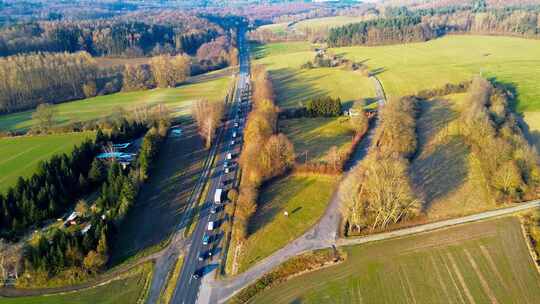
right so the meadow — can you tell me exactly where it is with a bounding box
[252,42,375,108]
[0,69,232,132]
[279,117,354,163]
[333,35,540,113]
[111,123,206,263]
[0,263,153,304]
[0,132,95,193]
[293,16,368,33]
[238,174,337,273]
[251,217,540,303]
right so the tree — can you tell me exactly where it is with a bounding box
[150,54,191,88]
[192,99,225,148]
[88,159,105,185]
[32,103,57,132]
[327,146,341,170]
[349,100,368,133]
[75,199,89,217]
[82,81,97,98]
[83,250,107,273]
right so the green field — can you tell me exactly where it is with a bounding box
[333,35,540,113]
[238,174,337,273]
[280,117,354,163]
[111,123,206,263]
[252,217,540,303]
[0,132,95,193]
[253,42,375,108]
[0,263,153,304]
[0,69,232,132]
[294,16,368,33]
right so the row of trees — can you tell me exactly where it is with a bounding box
[342,96,421,234]
[305,96,342,117]
[234,66,295,242]
[457,77,540,202]
[122,54,191,91]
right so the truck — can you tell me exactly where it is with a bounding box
[227,152,233,160]
[207,221,214,231]
[214,188,222,204]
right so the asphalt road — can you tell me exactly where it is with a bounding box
[170,28,251,304]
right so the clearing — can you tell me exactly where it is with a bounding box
[0,132,95,193]
[111,122,206,263]
[251,216,540,303]
[238,174,338,273]
[252,42,375,108]
[0,262,153,304]
[410,93,496,220]
[279,117,354,163]
[0,68,232,132]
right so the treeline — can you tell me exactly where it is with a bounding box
[0,14,221,57]
[234,65,295,242]
[457,77,540,202]
[0,52,98,113]
[328,8,540,47]
[19,117,170,286]
[343,96,422,234]
[0,114,155,241]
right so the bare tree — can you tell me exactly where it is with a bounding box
[32,103,57,133]
[192,99,224,148]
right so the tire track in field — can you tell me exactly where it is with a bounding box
[447,252,476,304]
[464,248,498,304]
[441,251,466,304]
[479,245,508,291]
[430,253,451,301]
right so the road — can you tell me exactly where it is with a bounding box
[170,27,251,304]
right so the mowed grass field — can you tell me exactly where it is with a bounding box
[111,123,207,263]
[239,174,337,273]
[252,42,375,108]
[0,132,95,193]
[0,69,232,132]
[0,262,153,304]
[411,94,497,220]
[252,217,540,303]
[333,35,540,113]
[279,117,354,163]
[294,16,368,33]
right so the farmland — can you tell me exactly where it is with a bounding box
[0,132,95,193]
[280,117,354,163]
[251,217,540,303]
[111,123,206,263]
[0,69,232,132]
[0,262,153,304]
[253,42,375,108]
[238,174,337,273]
[294,16,369,33]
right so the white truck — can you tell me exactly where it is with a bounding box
[207,221,214,231]
[214,188,223,204]
[227,152,233,160]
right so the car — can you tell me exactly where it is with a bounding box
[202,234,210,245]
[230,140,235,146]
[192,268,203,279]
[227,152,233,160]
[210,207,217,214]
[223,161,228,168]
[224,167,230,174]
[234,122,239,128]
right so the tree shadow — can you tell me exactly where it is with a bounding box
[416,99,458,146]
[369,67,387,76]
[269,67,329,108]
[247,176,315,236]
[411,136,469,212]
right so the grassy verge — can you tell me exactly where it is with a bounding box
[159,255,184,304]
[251,217,540,303]
[229,248,344,304]
[0,262,154,304]
[237,174,338,273]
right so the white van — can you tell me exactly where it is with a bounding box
[227,153,233,160]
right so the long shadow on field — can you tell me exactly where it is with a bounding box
[269,68,329,108]
[416,99,458,147]
[247,176,316,236]
[411,136,469,212]
[110,122,207,264]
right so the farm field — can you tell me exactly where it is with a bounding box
[333,35,540,113]
[253,42,375,108]
[238,174,337,273]
[411,93,496,220]
[0,263,153,304]
[0,132,95,193]
[251,217,540,303]
[0,69,232,132]
[294,16,368,33]
[111,123,206,263]
[280,117,354,163]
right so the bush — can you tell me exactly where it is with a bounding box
[305,96,342,117]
